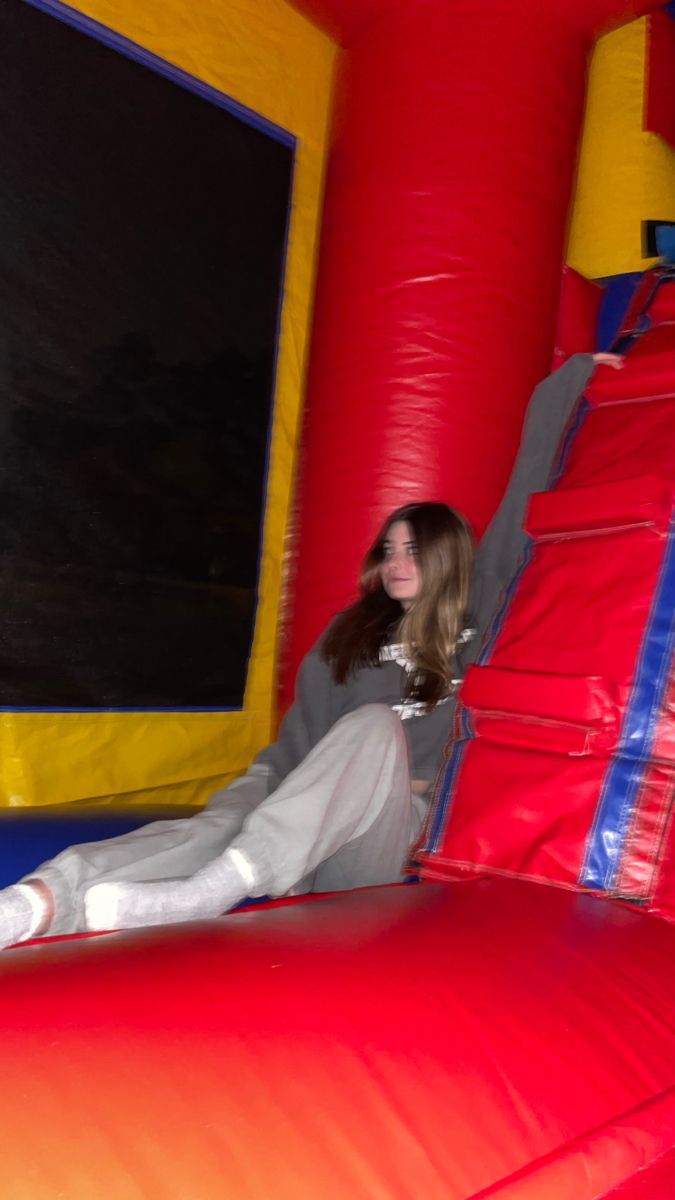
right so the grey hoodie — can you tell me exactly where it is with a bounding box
[255,353,596,787]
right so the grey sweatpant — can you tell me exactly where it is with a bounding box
[32,705,428,935]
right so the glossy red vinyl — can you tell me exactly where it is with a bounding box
[421,337,675,902]
[3,877,675,1199]
[646,8,675,151]
[281,0,664,703]
[552,266,603,371]
[587,326,675,403]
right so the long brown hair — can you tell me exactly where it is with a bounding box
[321,502,474,706]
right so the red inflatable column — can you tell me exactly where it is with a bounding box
[283,0,660,700]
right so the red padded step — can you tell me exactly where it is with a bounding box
[461,665,625,756]
[524,476,674,541]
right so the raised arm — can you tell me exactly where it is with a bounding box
[463,352,623,664]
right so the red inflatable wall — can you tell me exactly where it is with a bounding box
[419,273,675,921]
[282,0,661,703]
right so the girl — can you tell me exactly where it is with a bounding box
[0,351,620,947]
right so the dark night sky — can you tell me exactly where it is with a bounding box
[0,0,292,381]
[0,0,294,707]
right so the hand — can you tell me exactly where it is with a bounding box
[592,353,625,370]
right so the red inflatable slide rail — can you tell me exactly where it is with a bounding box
[419,279,675,919]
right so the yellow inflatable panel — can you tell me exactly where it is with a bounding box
[2,0,336,807]
[567,16,675,279]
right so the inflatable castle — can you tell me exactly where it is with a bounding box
[2,1,675,1197]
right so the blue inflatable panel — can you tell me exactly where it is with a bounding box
[596,272,642,350]
[0,806,197,887]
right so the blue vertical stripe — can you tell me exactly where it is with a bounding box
[580,515,675,889]
[424,705,474,854]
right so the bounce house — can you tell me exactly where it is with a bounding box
[3,0,675,1197]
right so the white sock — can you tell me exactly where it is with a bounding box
[83,847,258,932]
[0,884,48,949]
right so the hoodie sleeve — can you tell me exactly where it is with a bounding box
[461,352,596,667]
[249,636,343,793]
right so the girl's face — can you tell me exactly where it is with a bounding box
[380,520,420,611]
